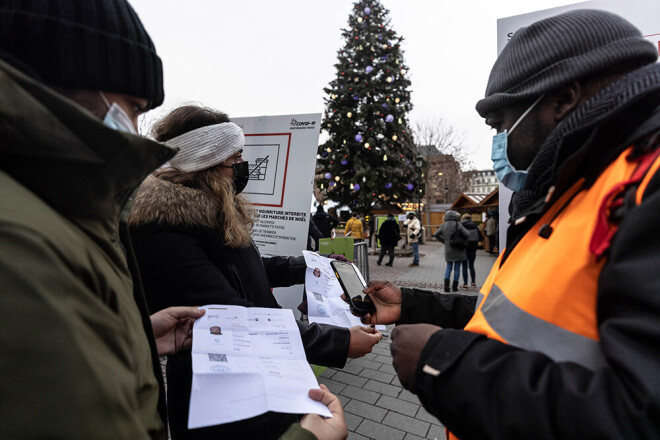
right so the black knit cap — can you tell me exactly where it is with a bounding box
[476,9,658,117]
[0,0,164,108]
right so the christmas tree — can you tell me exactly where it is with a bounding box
[317,0,420,214]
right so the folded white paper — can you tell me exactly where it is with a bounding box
[188,305,331,429]
[303,251,385,330]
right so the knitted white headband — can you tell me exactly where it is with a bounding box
[165,122,245,173]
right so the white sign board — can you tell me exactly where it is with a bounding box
[495,0,660,248]
[232,113,322,313]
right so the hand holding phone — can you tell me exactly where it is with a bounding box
[331,261,376,316]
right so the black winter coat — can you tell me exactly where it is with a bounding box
[461,220,483,251]
[312,210,340,238]
[377,218,401,247]
[399,64,660,439]
[129,176,350,440]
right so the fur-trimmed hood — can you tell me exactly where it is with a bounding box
[128,175,221,229]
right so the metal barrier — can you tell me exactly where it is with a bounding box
[353,241,370,283]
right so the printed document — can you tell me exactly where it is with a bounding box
[188,305,331,429]
[302,251,384,330]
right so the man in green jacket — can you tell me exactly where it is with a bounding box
[0,2,346,439]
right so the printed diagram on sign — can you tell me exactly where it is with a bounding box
[242,134,291,207]
[249,157,269,182]
[245,145,279,195]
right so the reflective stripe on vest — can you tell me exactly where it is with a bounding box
[464,147,646,371]
[480,284,607,370]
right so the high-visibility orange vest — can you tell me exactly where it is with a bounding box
[445,146,660,440]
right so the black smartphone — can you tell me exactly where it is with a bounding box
[330,260,375,316]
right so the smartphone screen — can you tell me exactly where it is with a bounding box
[331,261,375,315]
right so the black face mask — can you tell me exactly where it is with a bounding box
[231,161,250,195]
[220,155,268,195]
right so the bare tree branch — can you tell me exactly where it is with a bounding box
[412,118,473,170]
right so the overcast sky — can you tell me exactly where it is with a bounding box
[131,0,577,170]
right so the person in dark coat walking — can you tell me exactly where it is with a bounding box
[376,214,401,266]
[129,105,381,440]
[434,210,468,292]
[485,211,498,254]
[460,214,484,289]
[312,205,340,238]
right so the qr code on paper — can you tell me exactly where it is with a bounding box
[313,293,324,302]
[208,353,227,362]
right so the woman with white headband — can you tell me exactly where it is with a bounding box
[128,104,380,440]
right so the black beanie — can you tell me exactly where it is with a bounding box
[0,0,164,108]
[476,9,658,117]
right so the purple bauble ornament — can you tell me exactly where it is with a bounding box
[381,55,388,61]
[365,65,374,74]
[385,182,392,189]
[324,172,332,179]
[406,183,414,191]
[382,103,388,109]
[355,134,363,142]
[385,114,394,123]
[353,95,359,101]
[341,159,348,165]
[329,181,335,187]
[354,184,361,191]
[364,7,371,14]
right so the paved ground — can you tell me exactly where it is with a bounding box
[318,240,498,440]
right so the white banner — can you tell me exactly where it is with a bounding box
[232,113,322,313]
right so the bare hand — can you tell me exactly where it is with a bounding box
[347,325,382,358]
[342,280,402,325]
[300,385,348,440]
[390,324,442,390]
[150,307,205,356]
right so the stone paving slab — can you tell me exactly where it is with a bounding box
[340,384,381,404]
[344,412,364,431]
[382,412,430,437]
[359,366,395,384]
[344,399,389,422]
[427,424,448,440]
[333,371,369,388]
[356,419,406,440]
[319,242,496,439]
[375,394,419,417]
[317,377,346,395]
[404,434,428,440]
[348,432,370,440]
[363,379,402,398]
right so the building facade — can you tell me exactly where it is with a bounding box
[466,169,499,195]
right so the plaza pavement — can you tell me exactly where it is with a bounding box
[318,240,498,440]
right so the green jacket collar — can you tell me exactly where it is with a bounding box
[0,59,176,220]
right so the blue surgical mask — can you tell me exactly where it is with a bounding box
[100,91,138,135]
[491,95,544,192]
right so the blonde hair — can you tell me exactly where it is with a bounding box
[154,166,255,248]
